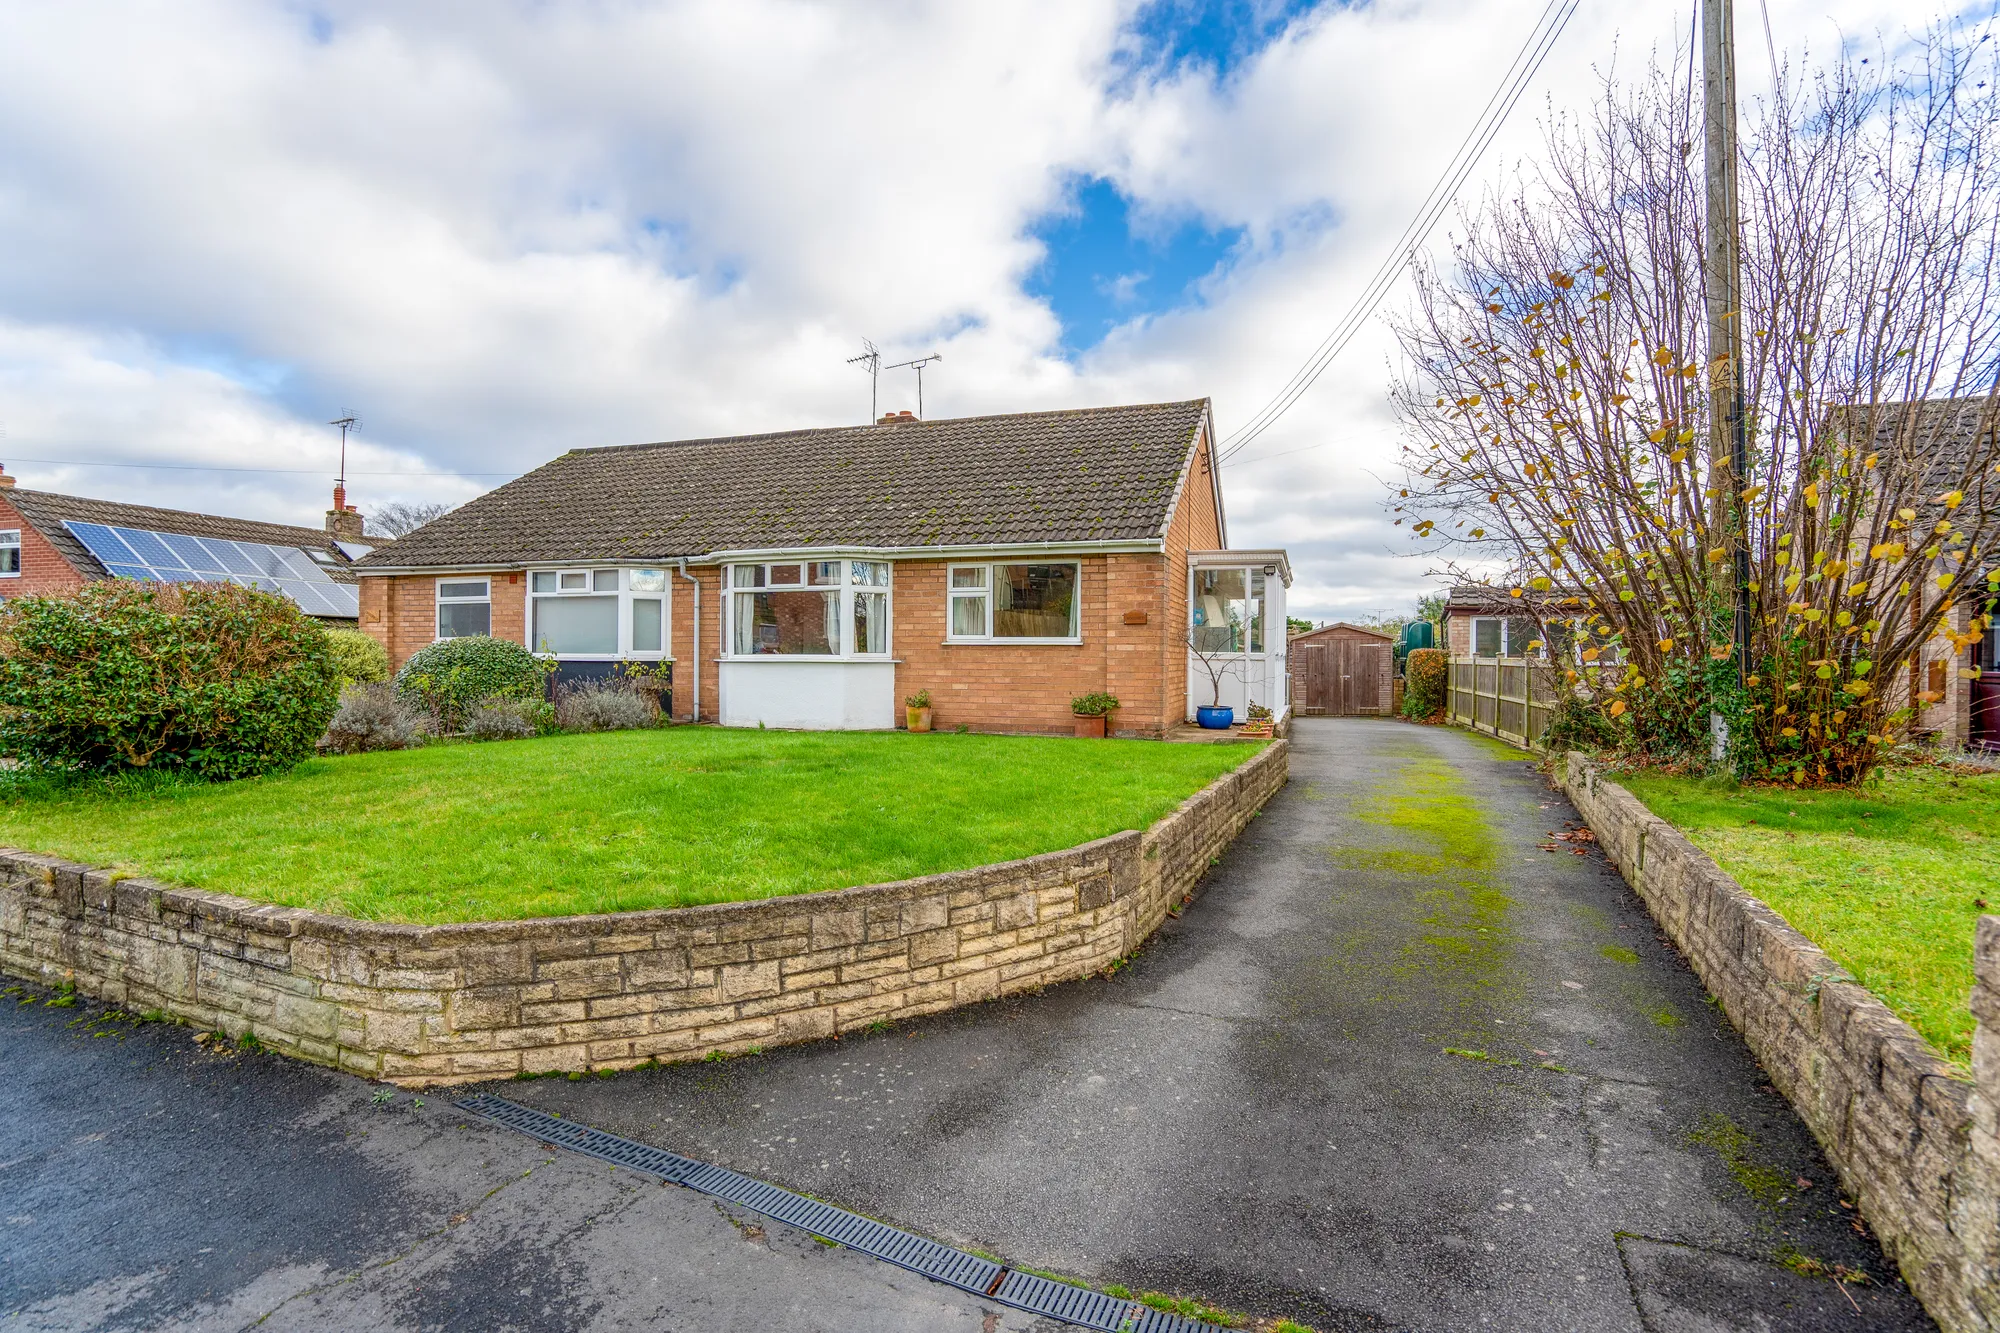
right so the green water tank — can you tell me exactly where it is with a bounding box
[1401,621,1436,653]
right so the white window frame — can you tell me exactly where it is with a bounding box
[944,561,1083,645]
[723,558,894,660]
[0,529,18,578]
[1188,565,1269,656]
[525,567,672,660]
[434,576,491,640]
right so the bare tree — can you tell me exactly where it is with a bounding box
[366,500,455,539]
[1390,26,2000,783]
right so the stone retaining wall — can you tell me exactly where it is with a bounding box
[0,742,1286,1087]
[1561,753,2000,1332]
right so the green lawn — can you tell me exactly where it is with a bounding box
[1621,765,2000,1067]
[0,730,1263,925]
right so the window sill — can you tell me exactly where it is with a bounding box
[943,638,1084,647]
[719,655,901,664]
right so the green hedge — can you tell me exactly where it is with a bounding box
[0,582,340,779]
[393,635,551,729]
[1402,647,1447,721]
[326,628,390,687]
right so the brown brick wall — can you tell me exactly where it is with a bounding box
[1563,753,2000,1332]
[1162,436,1224,724]
[360,572,527,671]
[0,743,1287,1087]
[0,495,88,596]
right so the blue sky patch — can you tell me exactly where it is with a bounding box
[1124,0,1329,81]
[1027,177,1244,356]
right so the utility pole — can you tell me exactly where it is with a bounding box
[1702,0,1750,766]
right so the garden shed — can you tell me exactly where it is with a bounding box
[1286,623,1392,716]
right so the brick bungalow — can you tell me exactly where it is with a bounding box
[351,400,1292,736]
[0,468,381,624]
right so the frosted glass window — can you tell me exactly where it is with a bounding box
[535,596,618,655]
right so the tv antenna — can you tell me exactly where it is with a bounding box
[329,413,360,492]
[884,353,943,419]
[846,339,881,422]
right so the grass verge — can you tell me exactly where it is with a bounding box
[1621,764,1999,1067]
[0,728,1262,925]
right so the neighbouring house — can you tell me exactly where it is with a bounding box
[1285,622,1393,716]
[350,400,1292,736]
[0,469,383,625]
[1846,397,2000,752]
[1440,584,1592,659]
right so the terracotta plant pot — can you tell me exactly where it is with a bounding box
[906,706,932,733]
[1073,712,1107,738]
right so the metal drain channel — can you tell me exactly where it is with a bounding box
[456,1093,1221,1332]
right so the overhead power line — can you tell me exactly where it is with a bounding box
[1219,0,1581,467]
[6,456,517,478]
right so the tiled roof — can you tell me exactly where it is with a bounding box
[359,400,1213,570]
[5,488,383,585]
[1443,584,1590,614]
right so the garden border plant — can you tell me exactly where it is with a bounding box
[0,581,339,780]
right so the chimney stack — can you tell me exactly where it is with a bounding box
[326,484,364,540]
[876,410,919,424]
[0,465,16,489]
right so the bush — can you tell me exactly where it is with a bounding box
[554,680,658,733]
[325,629,390,688]
[1070,692,1120,716]
[1541,694,1621,754]
[0,582,340,779]
[1401,647,1448,722]
[322,683,426,754]
[393,636,550,731]
[465,696,553,741]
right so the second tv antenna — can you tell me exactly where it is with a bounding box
[885,353,943,420]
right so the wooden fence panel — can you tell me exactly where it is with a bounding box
[1447,655,1562,751]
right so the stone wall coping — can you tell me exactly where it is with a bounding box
[0,740,1283,948]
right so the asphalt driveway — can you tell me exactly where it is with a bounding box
[2,718,1941,1331]
[491,718,1937,1331]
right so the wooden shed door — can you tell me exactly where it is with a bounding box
[1340,641,1386,714]
[1294,639,1388,715]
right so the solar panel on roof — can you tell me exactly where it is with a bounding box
[62,521,358,618]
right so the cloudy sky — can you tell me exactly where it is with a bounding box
[0,0,1941,622]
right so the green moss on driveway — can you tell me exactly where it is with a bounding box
[0,729,1263,925]
[1622,765,2000,1067]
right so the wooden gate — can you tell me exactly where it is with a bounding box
[1293,639,1389,715]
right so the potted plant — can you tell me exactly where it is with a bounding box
[1186,628,1239,729]
[1071,691,1119,738]
[905,689,933,732]
[1240,703,1274,738]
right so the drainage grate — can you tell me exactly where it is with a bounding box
[455,1093,1223,1332]
[992,1269,1143,1328]
[455,1093,702,1184]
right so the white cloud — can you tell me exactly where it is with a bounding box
[0,0,1935,617]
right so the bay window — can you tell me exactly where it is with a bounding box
[729,559,893,657]
[946,562,1079,641]
[528,568,669,658]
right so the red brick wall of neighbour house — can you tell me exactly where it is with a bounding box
[0,498,88,596]
[667,564,724,724]
[1160,441,1225,725]
[359,572,527,672]
[1444,611,1473,656]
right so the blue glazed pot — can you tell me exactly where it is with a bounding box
[1195,705,1234,730]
